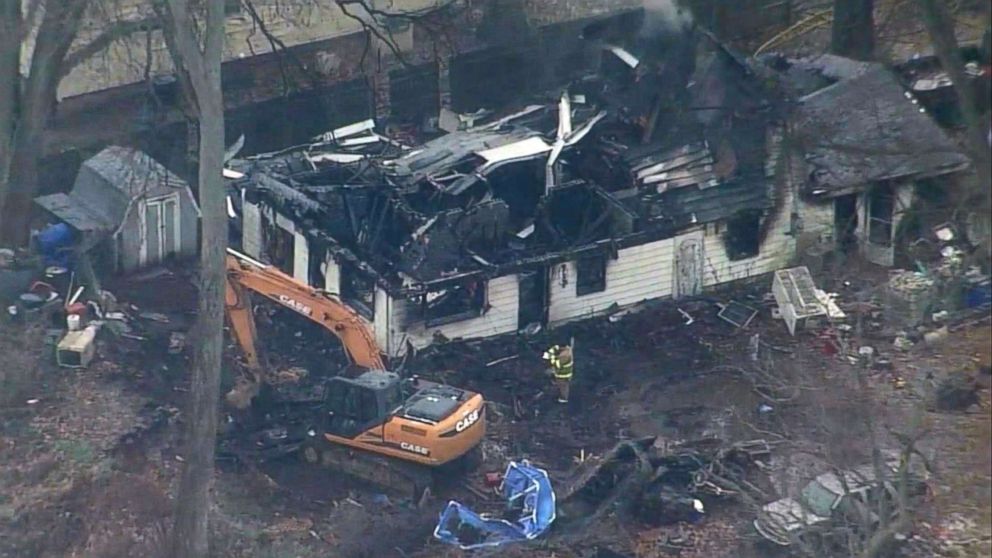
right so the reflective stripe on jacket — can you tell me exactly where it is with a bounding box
[550,349,573,380]
[552,359,573,380]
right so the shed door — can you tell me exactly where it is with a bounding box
[674,236,704,299]
[141,194,181,266]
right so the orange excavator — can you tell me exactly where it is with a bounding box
[224,248,486,492]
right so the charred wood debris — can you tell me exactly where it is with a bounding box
[226,26,780,298]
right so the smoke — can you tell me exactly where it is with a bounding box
[640,0,693,35]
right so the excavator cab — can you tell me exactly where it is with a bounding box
[320,371,404,438]
[225,248,485,488]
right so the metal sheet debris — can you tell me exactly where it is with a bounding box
[717,301,758,328]
[604,44,640,68]
[476,137,552,164]
[313,119,376,142]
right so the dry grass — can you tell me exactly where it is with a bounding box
[0,323,46,407]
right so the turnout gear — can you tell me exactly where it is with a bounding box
[542,345,574,403]
[542,345,573,380]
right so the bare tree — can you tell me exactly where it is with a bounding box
[155,0,225,556]
[832,0,876,60]
[0,0,155,245]
[917,0,992,254]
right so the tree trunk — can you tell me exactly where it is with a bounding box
[832,0,875,60]
[0,0,21,191]
[917,0,992,255]
[171,96,224,558]
[0,0,88,246]
[165,1,225,556]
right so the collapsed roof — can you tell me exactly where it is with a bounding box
[233,25,780,293]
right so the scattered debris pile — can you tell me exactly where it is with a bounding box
[933,373,981,412]
[886,271,937,329]
[556,437,770,530]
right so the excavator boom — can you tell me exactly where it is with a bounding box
[224,249,385,406]
[223,248,485,491]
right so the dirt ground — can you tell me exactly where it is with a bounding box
[1,259,989,558]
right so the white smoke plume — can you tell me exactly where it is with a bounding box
[641,0,693,34]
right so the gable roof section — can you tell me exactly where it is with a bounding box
[35,146,190,236]
[82,146,187,202]
[794,64,970,197]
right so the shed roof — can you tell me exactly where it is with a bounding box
[35,146,190,237]
[82,146,187,201]
[793,64,970,197]
[34,193,114,233]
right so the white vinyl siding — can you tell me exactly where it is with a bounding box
[292,230,309,284]
[699,185,796,287]
[323,256,341,294]
[548,238,675,326]
[385,275,519,355]
[374,287,391,352]
[242,201,262,259]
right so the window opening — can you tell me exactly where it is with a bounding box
[341,264,376,320]
[424,280,486,326]
[724,209,762,261]
[576,256,607,296]
[260,213,294,275]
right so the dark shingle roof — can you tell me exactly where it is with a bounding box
[793,64,970,197]
[35,146,188,235]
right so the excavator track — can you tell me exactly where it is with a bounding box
[301,440,434,499]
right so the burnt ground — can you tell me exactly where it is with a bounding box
[0,262,989,558]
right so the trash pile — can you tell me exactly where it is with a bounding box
[886,271,937,329]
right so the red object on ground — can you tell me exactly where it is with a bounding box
[818,330,839,355]
[28,281,55,297]
[65,302,87,316]
[484,472,502,487]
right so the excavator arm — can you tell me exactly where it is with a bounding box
[224,248,386,407]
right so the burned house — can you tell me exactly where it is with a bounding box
[233,26,797,355]
[766,55,972,267]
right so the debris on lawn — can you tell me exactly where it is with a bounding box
[433,461,556,550]
[557,437,771,529]
[717,300,758,329]
[772,267,845,335]
[933,374,981,412]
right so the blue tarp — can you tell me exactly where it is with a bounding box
[433,460,556,550]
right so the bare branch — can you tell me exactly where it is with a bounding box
[242,0,322,94]
[62,16,160,76]
[335,0,411,66]
[337,0,458,21]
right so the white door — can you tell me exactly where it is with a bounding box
[141,194,181,266]
[674,236,704,299]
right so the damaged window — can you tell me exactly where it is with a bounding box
[424,281,486,327]
[724,210,762,261]
[868,183,895,246]
[576,256,607,296]
[341,264,376,320]
[261,213,294,275]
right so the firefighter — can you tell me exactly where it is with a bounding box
[542,343,574,403]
